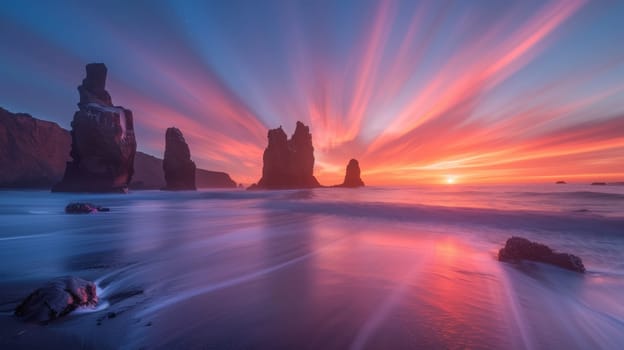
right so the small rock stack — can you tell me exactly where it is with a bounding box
[163,127,196,190]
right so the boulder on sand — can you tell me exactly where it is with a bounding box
[65,202,110,214]
[498,236,585,273]
[14,276,98,323]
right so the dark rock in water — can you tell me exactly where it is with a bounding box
[65,202,110,214]
[250,121,321,189]
[555,181,566,184]
[14,276,98,323]
[53,63,137,193]
[498,237,585,273]
[163,127,196,190]
[338,159,364,188]
[591,182,607,186]
[0,107,71,188]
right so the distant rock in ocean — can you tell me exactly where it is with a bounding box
[14,276,98,323]
[591,182,607,186]
[163,127,196,190]
[53,63,137,193]
[249,121,321,190]
[0,107,71,188]
[337,159,365,188]
[498,236,585,273]
[555,181,566,184]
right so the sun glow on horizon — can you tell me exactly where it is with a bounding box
[1,0,624,185]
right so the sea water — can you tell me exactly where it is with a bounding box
[0,185,623,349]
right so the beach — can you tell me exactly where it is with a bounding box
[1,185,624,349]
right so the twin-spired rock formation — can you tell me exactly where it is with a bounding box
[338,159,365,188]
[14,276,98,323]
[498,237,585,273]
[163,127,196,190]
[250,121,321,189]
[52,63,137,193]
[0,107,71,188]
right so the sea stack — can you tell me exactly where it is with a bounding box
[163,127,196,190]
[250,121,321,189]
[338,159,364,188]
[52,63,137,193]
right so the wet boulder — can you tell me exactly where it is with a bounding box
[498,237,585,273]
[65,202,110,214]
[14,276,98,323]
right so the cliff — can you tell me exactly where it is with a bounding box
[0,107,71,188]
[130,152,236,189]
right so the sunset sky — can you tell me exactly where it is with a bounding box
[1,0,623,185]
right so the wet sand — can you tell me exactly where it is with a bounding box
[1,189,623,349]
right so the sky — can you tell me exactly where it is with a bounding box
[1,0,623,185]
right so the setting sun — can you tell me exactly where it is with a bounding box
[445,176,456,184]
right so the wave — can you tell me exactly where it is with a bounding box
[264,200,624,236]
[507,191,624,201]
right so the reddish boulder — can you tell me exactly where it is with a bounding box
[163,127,196,190]
[53,63,137,193]
[250,121,321,189]
[498,237,585,273]
[14,276,98,323]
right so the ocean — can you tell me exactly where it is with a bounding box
[1,184,623,349]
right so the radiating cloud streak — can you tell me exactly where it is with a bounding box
[1,0,623,184]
